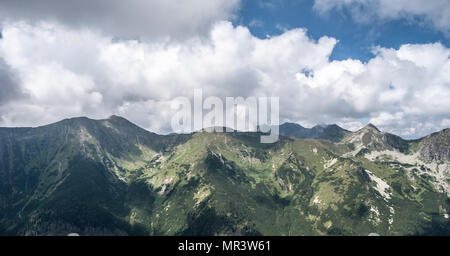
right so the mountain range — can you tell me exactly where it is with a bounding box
[279,122,351,142]
[0,116,448,235]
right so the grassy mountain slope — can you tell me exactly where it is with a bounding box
[0,117,448,235]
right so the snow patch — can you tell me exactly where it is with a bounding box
[388,206,395,227]
[365,169,392,200]
[312,196,321,205]
[324,158,337,169]
[369,205,381,224]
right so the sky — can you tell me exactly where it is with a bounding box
[0,0,449,138]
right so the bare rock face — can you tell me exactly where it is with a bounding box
[419,128,450,162]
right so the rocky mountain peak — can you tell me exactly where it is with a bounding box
[361,123,381,132]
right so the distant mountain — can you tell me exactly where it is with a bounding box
[0,116,448,236]
[279,122,351,142]
[339,123,410,155]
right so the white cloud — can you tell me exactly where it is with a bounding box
[0,21,336,131]
[336,120,365,132]
[314,0,450,34]
[295,42,450,137]
[0,0,240,40]
[0,20,449,138]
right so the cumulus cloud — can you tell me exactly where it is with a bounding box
[314,0,450,34]
[0,21,335,130]
[0,57,24,104]
[0,0,240,40]
[296,42,450,137]
[0,19,449,138]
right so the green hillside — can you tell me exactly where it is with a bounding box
[0,116,448,235]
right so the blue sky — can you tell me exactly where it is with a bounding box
[236,0,449,62]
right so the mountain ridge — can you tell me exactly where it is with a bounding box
[0,116,448,235]
[1,116,445,143]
